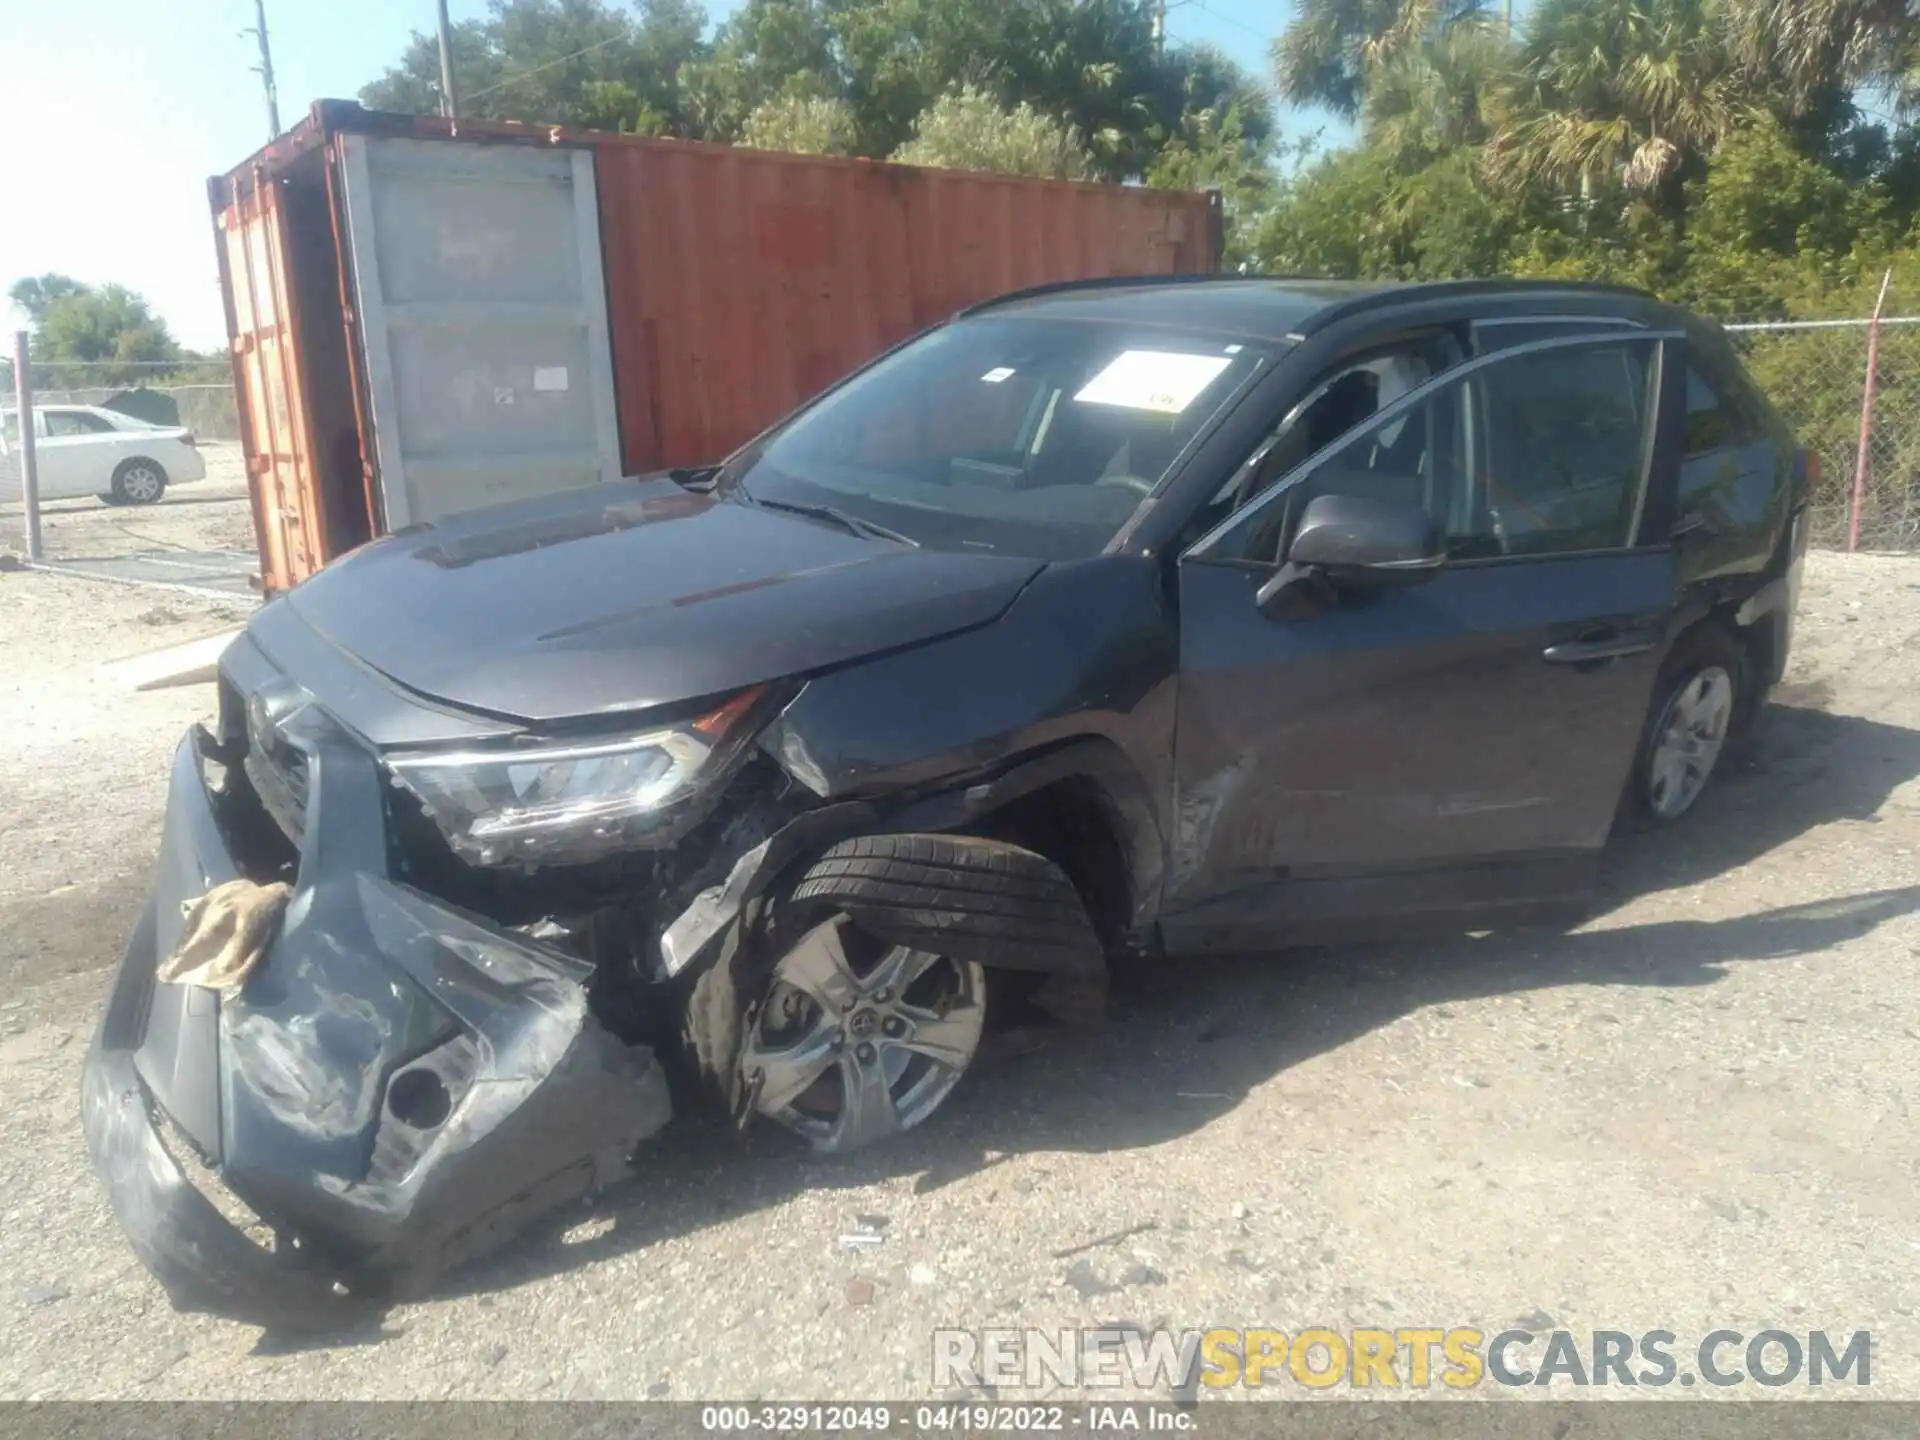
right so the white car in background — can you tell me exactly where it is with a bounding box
[0,404,206,505]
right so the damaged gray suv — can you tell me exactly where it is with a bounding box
[82,278,1812,1324]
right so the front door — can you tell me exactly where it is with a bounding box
[1164,331,1681,950]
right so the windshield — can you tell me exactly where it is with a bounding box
[725,316,1269,559]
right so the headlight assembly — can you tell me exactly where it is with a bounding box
[387,686,766,867]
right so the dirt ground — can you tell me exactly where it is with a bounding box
[0,544,1916,1402]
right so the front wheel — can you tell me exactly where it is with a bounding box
[1630,624,1745,824]
[734,913,986,1153]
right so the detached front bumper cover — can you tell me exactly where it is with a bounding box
[80,721,672,1328]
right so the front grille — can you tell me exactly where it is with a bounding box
[227,666,315,844]
[243,740,309,843]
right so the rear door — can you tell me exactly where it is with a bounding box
[334,135,624,529]
[1165,331,1683,949]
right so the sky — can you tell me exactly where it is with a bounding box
[0,0,1304,354]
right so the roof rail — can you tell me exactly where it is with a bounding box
[1289,277,1660,339]
[955,271,1334,318]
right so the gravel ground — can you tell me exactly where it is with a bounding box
[0,549,1915,1402]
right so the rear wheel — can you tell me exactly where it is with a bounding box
[1631,624,1745,824]
[110,458,168,505]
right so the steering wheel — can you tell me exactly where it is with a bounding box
[1093,473,1154,496]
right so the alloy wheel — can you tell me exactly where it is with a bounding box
[741,914,984,1153]
[120,465,164,502]
[1646,665,1734,821]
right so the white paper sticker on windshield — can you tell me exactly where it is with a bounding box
[980,366,1017,384]
[1073,350,1233,414]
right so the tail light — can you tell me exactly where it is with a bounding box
[1801,448,1820,492]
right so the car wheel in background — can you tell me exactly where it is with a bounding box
[109,459,168,505]
[1631,623,1746,825]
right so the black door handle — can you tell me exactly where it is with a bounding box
[1543,629,1658,664]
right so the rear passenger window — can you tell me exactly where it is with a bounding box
[1462,341,1657,556]
[1684,367,1762,457]
[44,410,115,437]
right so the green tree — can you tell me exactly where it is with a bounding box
[1362,18,1510,165]
[891,84,1092,179]
[740,93,861,153]
[1489,0,1749,201]
[1147,105,1286,269]
[680,0,841,141]
[1272,0,1491,118]
[8,273,88,323]
[1724,0,1920,122]
[7,274,183,385]
[361,0,707,133]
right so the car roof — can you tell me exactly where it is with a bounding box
[961,275,1675,343]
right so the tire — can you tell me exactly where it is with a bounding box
[681,835,1095,1148]
[789,834,1099,965]
[1629,622,1746,825]
[109,458,168,505]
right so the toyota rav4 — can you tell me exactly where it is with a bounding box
[81,277,1812,1324]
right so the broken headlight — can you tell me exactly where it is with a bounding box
[388,687,765,867]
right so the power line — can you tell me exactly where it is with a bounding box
[462,31,626,105]
[1174,0,1275,46]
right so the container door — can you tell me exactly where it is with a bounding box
[335,135,624,528]
[216,176,325,591]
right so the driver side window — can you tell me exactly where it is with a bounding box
[1217,378,1467,564]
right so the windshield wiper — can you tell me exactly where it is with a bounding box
[748,495,921,547]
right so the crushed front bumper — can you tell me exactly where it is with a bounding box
[80,721,672,1328]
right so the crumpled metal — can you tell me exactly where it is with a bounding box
[155,879,292,995]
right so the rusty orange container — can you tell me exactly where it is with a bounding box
[209,101,1223,591]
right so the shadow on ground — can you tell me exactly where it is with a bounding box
[220,698,1920,1349]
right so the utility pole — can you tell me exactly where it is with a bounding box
[1503,0,1513,34]
[247,0,281,140]
[436,0,461,118]
[11,332,42,562]
[1151,0,1165,54]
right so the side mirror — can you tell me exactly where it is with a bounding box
[1256,492,1444,614]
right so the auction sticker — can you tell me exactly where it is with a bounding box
[1074,350,1232,414]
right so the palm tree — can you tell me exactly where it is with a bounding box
[1363,17,1513,162]
[1488,0,1751,199]
[1272,0,1492,117]
[1722,0,1920,120]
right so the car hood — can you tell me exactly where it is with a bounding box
[286,479,1044,723]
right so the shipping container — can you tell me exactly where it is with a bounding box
[209,101,1224,591]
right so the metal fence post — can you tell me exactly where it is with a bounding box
[10,331,41,561]
[1849,269,1893,554]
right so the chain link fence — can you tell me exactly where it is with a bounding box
[1727,317,1920,552]
[0,358,238,441]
